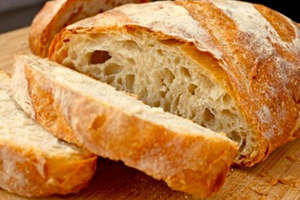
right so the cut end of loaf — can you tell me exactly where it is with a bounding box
[50,25,258,165]
[47,0,300,168]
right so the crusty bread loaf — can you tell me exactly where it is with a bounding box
[48,0,300,167]
[0,71,97,197]
[29,0,148,57]
[11,54,237,198]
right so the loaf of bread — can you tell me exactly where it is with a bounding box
[0,72,97,197]
[29,0,148,57]
[11,54,237,198]
[48,0,300,167]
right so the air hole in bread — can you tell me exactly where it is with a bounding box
[125,27,136,35]
[221,94,231,105]
[126,74,135,90]
[127,29,143,38]
[106,76,114,85]
[159,91,166,98]
[90,115,107,131]
[180,67,191,77]
[190,111,196,120]
[230,131,241,144]
[104,63,122,76]
[157,49,163,56]
[188,84,197,95]
[64,61,75,69]
[123,40,141,52]
[153,101,160,107]
[171,95,180,114]
[139,88,147,100]
[221,109,235,120]
[117,78,123,85]
[203,108,215,123]
[239,140,246,153]
[159,39,182,46]
[90,66,102,75]
[163,68,175,84]
[90,50,111,65]
[127,58,136,65]
[229,131,246,154]
[165,100,171,111]
[174,57,180,66]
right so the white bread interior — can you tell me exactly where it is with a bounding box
[57,29,252,163]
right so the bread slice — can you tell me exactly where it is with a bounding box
[0,72,97,197]
[29,0,148,57]
[11,54,237,198]
[48,0,300,166]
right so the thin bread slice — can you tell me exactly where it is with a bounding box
[29,0,148,57]
[0,71,97,197]
[11,55,237,198]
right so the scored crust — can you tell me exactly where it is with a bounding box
[0,71,97,197]
[11,55,238,198]
[48,0,300,166]
[29,0,148,57]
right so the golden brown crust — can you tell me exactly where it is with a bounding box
[11,55,237,198]
[27,75,82,145]
[0,134,97,197]
[29,0,148,57]
[48,0,300,167]
[254,4,296,43]
[175,0,300,166]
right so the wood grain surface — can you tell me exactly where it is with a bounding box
[0,27,300,200]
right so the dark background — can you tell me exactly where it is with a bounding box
[0,0,47,33]
[243,0,299,22]
[0,0,299,34]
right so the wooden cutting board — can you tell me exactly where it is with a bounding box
[1,27,300,200]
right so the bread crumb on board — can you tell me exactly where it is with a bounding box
[227,168,235,176]
[259,195,267,200]
[278,175,300,188]
[249,185,268,196]
[268,178,279,186]
[259,172,267,178]
[285,155,298,162]
[259,172,278,186]
[259,172,300,187]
